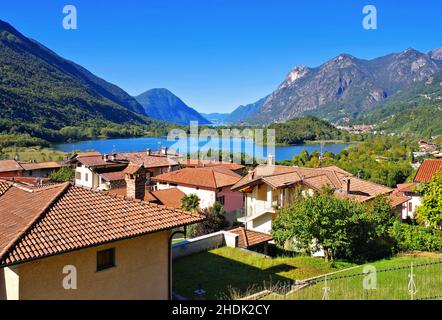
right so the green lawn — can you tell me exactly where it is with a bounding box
[172,247,354,300]
[173,248,442,300]
[264,253,442,300]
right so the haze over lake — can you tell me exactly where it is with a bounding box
[55,137,349,161]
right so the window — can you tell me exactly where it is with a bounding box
[85,173,89,182]
[217,196,225,205]
[408,202,413,212]
[75,172,81,180]
[97,248,115,271]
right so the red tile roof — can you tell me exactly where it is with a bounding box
[179,159,245,171]
[116,152,179,168]
[414,159,442,183]
[389,189,411,208]
[0,160,24,173]
[229,227,273,248]
[233,164,392,203]
[151,188,186,209]
[153,166,242,189]
[100,171,126,182]
[105,187,164,203]
[0,180,204,266]
[19,161,65,171]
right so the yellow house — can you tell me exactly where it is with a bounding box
[0,166,203,300]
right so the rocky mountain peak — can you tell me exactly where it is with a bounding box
[282,65,310,87]
[429,48,442,61]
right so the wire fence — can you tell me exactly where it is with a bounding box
[261,258,442,300]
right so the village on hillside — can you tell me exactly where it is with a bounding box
[1,146,441,300]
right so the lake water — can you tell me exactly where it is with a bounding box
[55,136,350,161]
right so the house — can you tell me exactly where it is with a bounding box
[69,149,180,189]
[231,157,396,234]
[0,160,66,179]
[0,165,204,300]
[179,159,246,174]
[0,160,23,177]
[414,159,442,183]
[152,166,244,219]
[19,161,66,178]
[394,159,442,220]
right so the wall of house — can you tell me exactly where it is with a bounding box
[401,195,422,220]
[0,171,22,178]
[0,266,19,300]
[216,186,244,213]
[251,212,274,234]
[6,231,171,300]
[156,183,216,209]
[75,165,96,188]
[22,169,56,178]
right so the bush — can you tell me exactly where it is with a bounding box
[390,222,442,253]
[49,167,75,182]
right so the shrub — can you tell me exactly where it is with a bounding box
[390,221,442,253]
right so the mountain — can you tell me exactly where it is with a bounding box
[200,113,230,125]
[226,96,268,123]
[0,19,174,141]
[135,88,211,125]
[245,48,442,124]
[357,71,442,137]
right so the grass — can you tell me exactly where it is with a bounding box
[0,147,69,162]
[264,252,442,300]
[172,246,354,300]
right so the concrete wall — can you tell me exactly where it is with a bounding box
[172,231,238,260]
[1,231,171,300]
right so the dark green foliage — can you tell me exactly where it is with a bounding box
[272,193,396,262]
[0,20,179,144]
[390,222,442,253]
[180,194,200,212]
[268,116,346,145]
[195,202,229,236]
[0,134,50,148]
[286,135,415,187]
[49,166,75,182]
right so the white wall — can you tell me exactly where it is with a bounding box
[75,165,96,188]
[156,183,215,209]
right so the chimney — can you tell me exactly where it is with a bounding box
[161,147,168,156]
[111,152,117,161]
[103,154,109,162]
[146,148,152,156]
[342,177,351,194]
[124,164,146,200]
[267,154,275,166]
[248,169,254,181]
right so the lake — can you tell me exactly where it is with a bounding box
[55,136,350,161]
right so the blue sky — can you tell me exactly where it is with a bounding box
[1,0,441,113]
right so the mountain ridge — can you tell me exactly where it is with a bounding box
[244,47,442,124]
[135,88,211,125]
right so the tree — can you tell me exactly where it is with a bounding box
[49,167,75,182]
[196,202,229,236]
[416,172,442,230]
[180,194,200,212]
[272,194,367,261]
[272,194,395,262]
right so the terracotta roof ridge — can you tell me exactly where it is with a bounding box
[89,185,201,218]
[241,228,249,247]
[0,182,71,262]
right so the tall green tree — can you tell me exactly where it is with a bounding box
[416,172,442,230]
